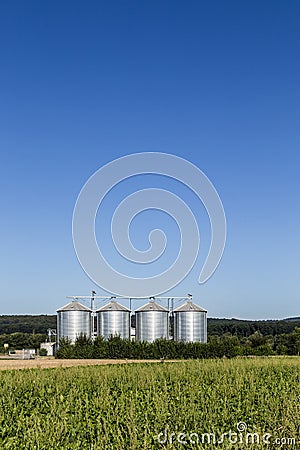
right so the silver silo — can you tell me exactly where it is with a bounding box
[135,301,169,343]
[96,300,131,340]
[173,301,207,343]
[57,300,92,344]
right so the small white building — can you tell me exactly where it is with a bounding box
[130,326,136,341]
[8,349,36,359]
[40,342,56,356]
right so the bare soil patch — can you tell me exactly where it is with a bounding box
[0,358,168,371]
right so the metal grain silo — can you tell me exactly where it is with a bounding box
[96,300,131,340]
[173,301,207,343]
[135,301,169,343]
[57,300,92,344]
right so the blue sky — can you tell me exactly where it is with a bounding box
[0,1,299,318]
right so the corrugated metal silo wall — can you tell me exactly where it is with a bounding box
[97,310,130,339]
[136,311,169,342]
[174,311,207,343]
[57,310,91,343]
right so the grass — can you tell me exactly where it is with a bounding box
[0,357,299,449]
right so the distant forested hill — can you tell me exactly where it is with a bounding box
[0,315,56,334]
[207,318,300,337]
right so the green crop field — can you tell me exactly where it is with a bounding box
[0,357,299,449]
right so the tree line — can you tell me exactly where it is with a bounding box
[56,328,300,359]
[0,333,47,350]
[207,318,300,337]
[1,315,300,337]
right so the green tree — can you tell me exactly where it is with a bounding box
[287,327,300,355]
[56,338,74,359]
[74,334,93,359]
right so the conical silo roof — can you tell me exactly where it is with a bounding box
[96,300,130,312]
[173,301,207,313]
[135,301,169,312]
[57,300,92,312]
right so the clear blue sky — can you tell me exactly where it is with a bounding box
[0,1,299,318]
